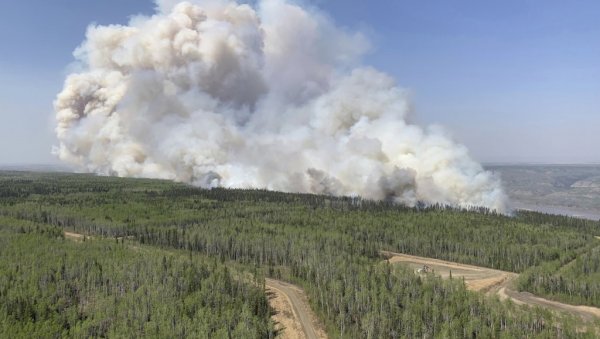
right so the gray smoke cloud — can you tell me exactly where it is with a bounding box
[54,0,507,211]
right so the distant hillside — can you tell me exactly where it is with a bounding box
[0,163,73,172]
[486,164,600,220]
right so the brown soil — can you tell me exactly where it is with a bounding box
[266,279,327,339]
[382,251,600,322]
[64,231,89,241]
[267,282,308,339]
[383,251,517,292]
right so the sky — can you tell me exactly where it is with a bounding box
[0,0,598,165]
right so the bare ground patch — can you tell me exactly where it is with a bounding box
[267,283,307,339]
[383,250,600,322]
[64,231,90,241]
[266,279,327,339]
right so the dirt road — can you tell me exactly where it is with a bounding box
[64,231,88,241]
[65,230,599,331]
[266,279,327,339]
[62,231,326,338]
[382,251,600,322]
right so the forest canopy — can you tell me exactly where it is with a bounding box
[1,171,599,338]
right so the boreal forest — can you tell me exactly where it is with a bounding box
[1,171,600,338]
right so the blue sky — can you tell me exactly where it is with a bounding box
[0,0,598,164]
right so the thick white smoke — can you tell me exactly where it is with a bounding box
[54,0,507,211]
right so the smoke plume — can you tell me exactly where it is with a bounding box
[54,0,507,211]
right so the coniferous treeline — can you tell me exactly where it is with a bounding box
[0,220,273,338]
[1,179,596,274]
[1,172,599,337]
[518,243,600,307]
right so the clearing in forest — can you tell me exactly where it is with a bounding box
[64,231,89,241]
[382,251,600,322]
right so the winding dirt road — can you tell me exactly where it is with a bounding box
[266,278,327,339]
[382,251,600,322]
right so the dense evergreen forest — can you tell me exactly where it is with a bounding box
[0,218,272,338]
[1,171,600,338]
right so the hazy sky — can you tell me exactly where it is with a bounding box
[0,0,598,165]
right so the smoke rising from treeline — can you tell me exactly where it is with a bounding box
[54,0,506,211]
